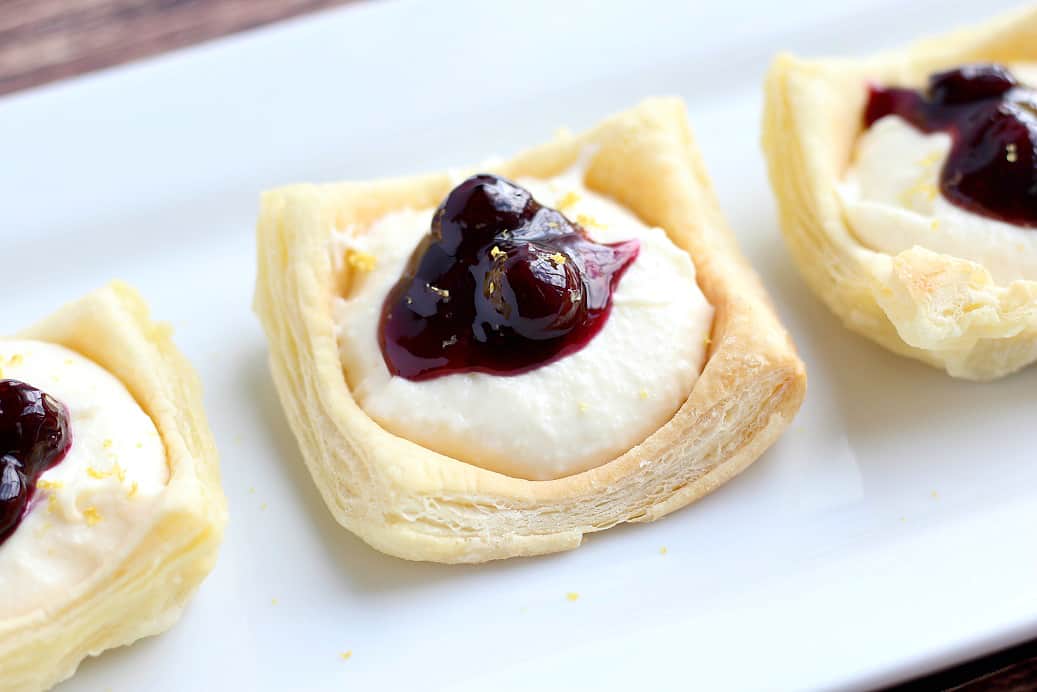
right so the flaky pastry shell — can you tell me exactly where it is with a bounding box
[255,97,805,564]
[0,282,227,692]
[763,7,1037,380]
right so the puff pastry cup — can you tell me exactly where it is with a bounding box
[255,97,806,564]
[763,7,1037,380]
[0,282,227,692]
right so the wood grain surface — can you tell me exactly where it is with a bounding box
[0,1,1034,690]
[0,0,353,95]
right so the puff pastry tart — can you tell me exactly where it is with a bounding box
[255,98,805,563]
[0,283,226,692]
[763,7,1037,380]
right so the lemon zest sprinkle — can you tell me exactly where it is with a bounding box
[345,249,377,272]
[83,507,102,526]
[556,191,580,210]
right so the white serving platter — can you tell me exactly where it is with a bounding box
[2,0,1035,689]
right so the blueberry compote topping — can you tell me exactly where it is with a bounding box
[379,174,640,380]
[0,380,71,545]
[865,64,1037,227]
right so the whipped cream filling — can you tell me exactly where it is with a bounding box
[333,171,714,480]
[840,65,1037,284]
[0,340,168,620]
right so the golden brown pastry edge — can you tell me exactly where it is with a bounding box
[255,97,806,563]
[0,282,227,692]
[762,7,1037,380]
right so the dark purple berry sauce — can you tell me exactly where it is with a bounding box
[865,63,1037,227]
[379,174,640,380]
[0,379,72,546]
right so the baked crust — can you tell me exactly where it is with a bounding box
[762,7,1037,380]
[255,97,806,563]
[0,282,227,692]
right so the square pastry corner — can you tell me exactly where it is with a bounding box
[255,97,805,563]
[2,282,225,691]
[762,7,1037,380]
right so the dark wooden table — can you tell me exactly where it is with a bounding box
[1,1,1034,690]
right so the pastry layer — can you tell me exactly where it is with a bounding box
[333,170,713,480]
[0,339,168,620]
[255,97,806,563]
[0,283,226,692]
[840,64,1037,284]
[762,6,1037,380]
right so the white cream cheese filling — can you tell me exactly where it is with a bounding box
[0,339,168,620]
[840,65,1037,284]
[333,171,714,480]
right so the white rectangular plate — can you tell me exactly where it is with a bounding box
[2,1,1035,690]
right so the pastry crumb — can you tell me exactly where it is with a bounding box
[1007,143,1018,163]
[83,507,103,526]
[566,592,580,602]
[127,481,139,499]
[639,389,649,400]
[102,438,113,449]
[549,252,567,266]
[490,245,506,261]
[340,651,353,661]
[37,479,63,491]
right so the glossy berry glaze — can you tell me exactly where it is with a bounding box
[0,379,71,545]
[865,64,1037,227]
[379,174,640,380]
